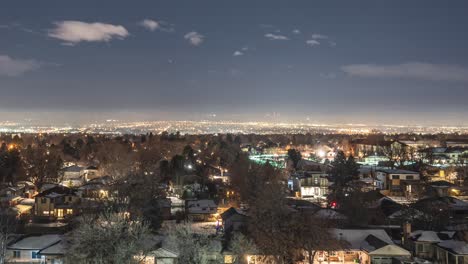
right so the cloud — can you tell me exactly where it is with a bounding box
[329,41,337,47]
[311,33,328,39]
[0,55,41,77]
[48,21,129,44]
[292,29,301,34]
[139,19,159,31]
[139,19,174,32]
[306,39,320,46]
[241,46,249,51]
[341,62,468,82]
[233,51,244,56]
[264,33,289,40]
[184,31,204,46]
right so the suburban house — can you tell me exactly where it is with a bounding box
[34,186,80,221]
[142,248,179,264]
[315,229,411,264]
[6,234,62,263]
[297,171,330,199]
[186,199,218,221]
[62,165,83,180]
[404,229,455,260]
[414,196,468,226]
[221,207,249,234]
[351,138,406,157]
[38,240,66,264]
[82,165,101,181]
[376,169,420,196]
[435,240,468,264]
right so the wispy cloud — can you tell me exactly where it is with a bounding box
[342,62,468,82]
[139,19,174,32]
[311,33,328,39]
[48,21,129,45]
[139,19,159,31]
[292,29,301,34]
[0,55,41,77]
[264,33,289,40]
[306,39,320,46]
[233,51,244,56]
[184,31,204,46]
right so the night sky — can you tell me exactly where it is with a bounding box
[1,0,468,125]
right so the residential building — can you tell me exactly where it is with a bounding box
[316,229,411,264]
[435,240,468,264]
[376,169,420,196]
[186,199,218,221]
[298,171,330,199]
[34,186,79,221]
[6,234,62,263]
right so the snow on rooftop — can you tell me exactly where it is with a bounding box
[8,234,62,250]
[332,229,393,250]
[39,241,65,255]
[438,240,468,255]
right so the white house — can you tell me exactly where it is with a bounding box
[186,199,218,221]
[316,229,411,264]
[6,234,62,263]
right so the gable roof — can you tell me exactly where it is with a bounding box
[39,240,65,255]
[410,230,455,243]
[437,240,468,255]
[8,234,61,250]
[221,207,249,220]
[332,229,393,251]
[367,245,411,256]
[36,185,77,198]
[149,248,179,258]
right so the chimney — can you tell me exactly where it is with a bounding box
[402,222,411,245]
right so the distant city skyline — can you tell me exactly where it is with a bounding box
[1,0,468,125]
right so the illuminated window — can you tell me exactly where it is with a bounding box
[43,211,50,215]
[224,255,234,264]
[56,209,63,218]
[67,209,73,215]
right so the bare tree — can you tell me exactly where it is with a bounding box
[66,211,152,264]
[228,233,258,264]
[0,210,16,264]
[163,223,221,264]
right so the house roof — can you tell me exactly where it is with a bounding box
[36,185,77,198]
[332,229,394,251]
[63,165,83,172]
[410,231,455,243]
[367,245,411,256]
[430,180,455,187]
[8,234,62,250]
[187,199,217,214]
[39,241,65,255]
[221,207,249,220]
[415,196,468,211]
[313,209,347,220]
[437,240,468,255]
[149,248,179,258]
[377,169,419,174]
